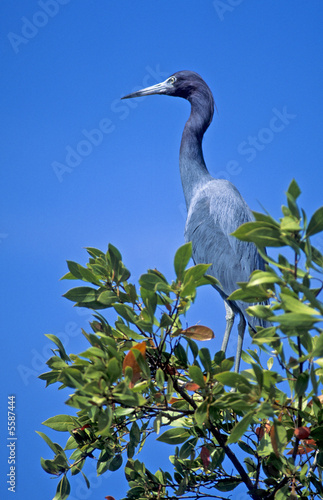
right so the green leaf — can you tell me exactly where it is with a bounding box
[36,431,65,455]
[280,216,301,232]
[106,357,122,384]
[199,348,212,372]
[307,206,323,237]
[269,312,321,328]
[248,270,282,286]
[113,390,146,407]
[139,272,169,291]
[66,261,101,285]
[286,179,301,218]
[246,304,273,320]
[188,365,205,388]
[40,457,60,475]
[253,211,280,226]
[214,372,252,393]
[108,242,122,261]
[183,263,211,285]
[157,428,190,445]
[179,438,198,459]
[238,440,255,455]
[313,334,323,357]
[195,400,208,425]
[54,475,70,500]
[310,426,323,444]
[44,334,70,362]
[81,471,90,489]
[186,338,199,359]
[109,454,123,471]
[130,421,141,448]
[98,407,112,434]
[229,284,270,303]
[227,411,255,444]
[174,343,188,366]
[174,243,192,280]
[232,222,285,247]
[97,290,118,306]
[287,178,301,200]
[215,479,241,492]
[86,247,105,258]
[114,303,138,324]
[251,327,279,346]
[63,286,97,303]
[42,415,77,432]
[257,432,273,457]
[295,372,309,397]
[280,293,319,315]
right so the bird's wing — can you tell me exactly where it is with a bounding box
[185,180,262,297]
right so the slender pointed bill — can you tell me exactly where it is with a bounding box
[121,79,171,100]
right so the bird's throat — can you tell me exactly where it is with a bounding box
[179,118,212,210]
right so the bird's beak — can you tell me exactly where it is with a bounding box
[121,78,171,100]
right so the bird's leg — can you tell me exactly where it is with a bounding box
[221,302,235,353]
[234,313,246,373]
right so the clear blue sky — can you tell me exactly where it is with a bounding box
[1,1,323,499]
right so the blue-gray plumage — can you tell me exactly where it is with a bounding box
[122,70,266,372]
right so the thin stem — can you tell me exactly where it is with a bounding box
[292,250,303,462]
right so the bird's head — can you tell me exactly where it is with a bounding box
[121,70,213,103]
[122,70,216,133]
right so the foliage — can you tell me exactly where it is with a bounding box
[39,180,323,500]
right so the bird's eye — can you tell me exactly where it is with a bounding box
[167,76,176,84]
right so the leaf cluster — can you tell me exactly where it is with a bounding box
[39,181,323,500]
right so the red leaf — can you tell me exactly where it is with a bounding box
[304,439,317,448]
[200,446,211,471]
[122,342,146,388]
[105,496,116,500]
[294,426,310,440]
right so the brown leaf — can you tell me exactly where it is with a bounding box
[200,446,211,471]
[182,325,214,341]
[255,426,264,439]
[169,397,183,405]
[294,426,310,440]
[165,364,177,375]
[256,420,271,440]
[105,496,116,500]
[185,382,200,392]
[287,439,317,455]
[270,425,279,457]
[154,392,165,405]
[122,342,146,388]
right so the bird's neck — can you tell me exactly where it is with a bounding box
[179,95,214,209]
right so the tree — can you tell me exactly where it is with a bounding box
[39,180,323,500]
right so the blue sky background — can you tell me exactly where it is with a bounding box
[1,1,323,499]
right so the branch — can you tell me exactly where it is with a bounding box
[207,421,255,496]
[171,374,256,496]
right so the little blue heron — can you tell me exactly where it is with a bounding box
[122,70,266,372]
